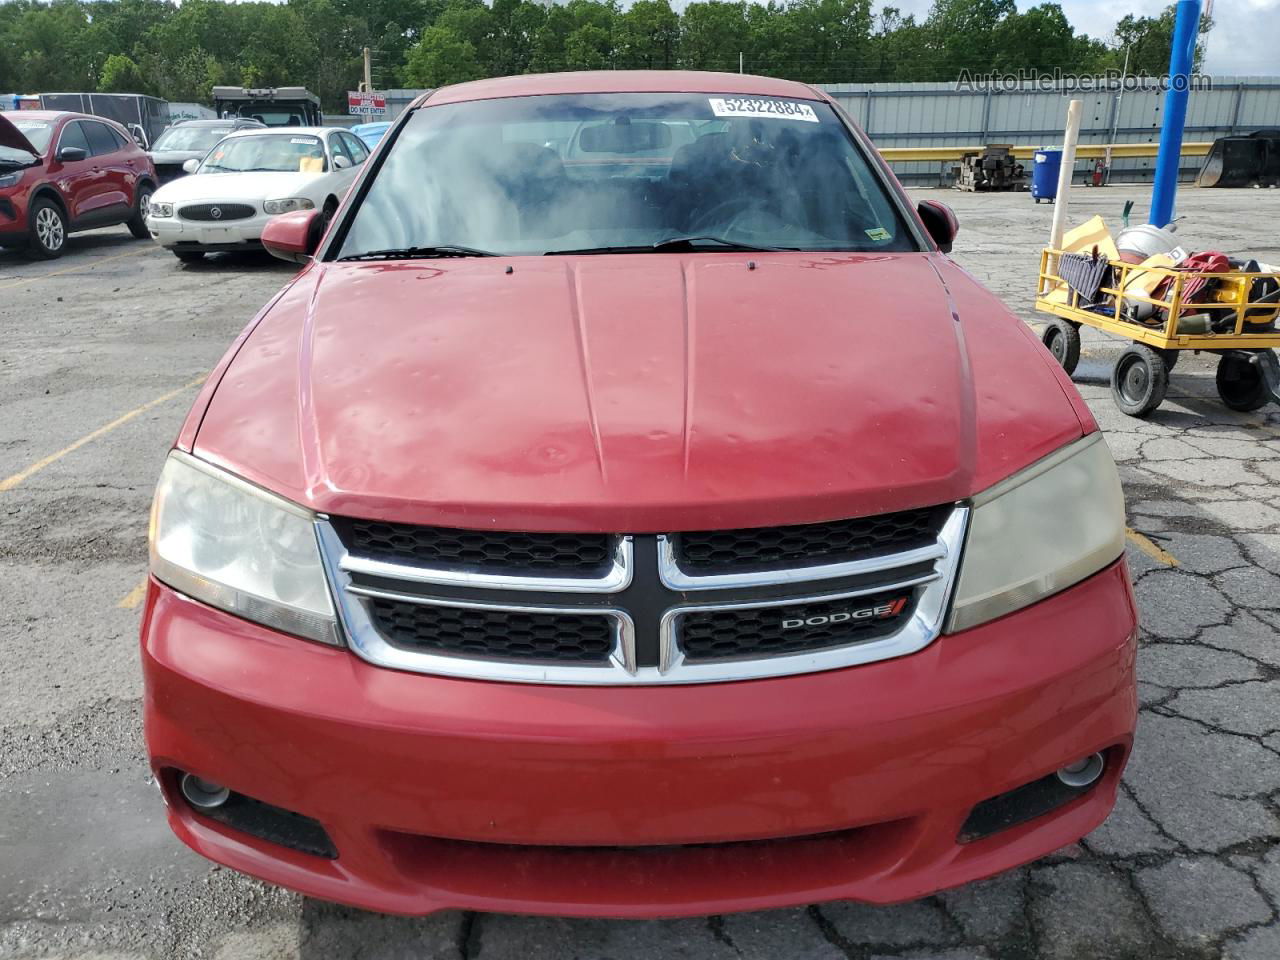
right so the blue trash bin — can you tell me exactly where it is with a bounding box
[1032,149,1062,203]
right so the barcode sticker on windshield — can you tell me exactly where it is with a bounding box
[709,98,819,122]
[291,137,316,144]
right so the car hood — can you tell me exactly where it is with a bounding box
[193,253,1088,531]
[0,113,39,155]
[152,170,319,204]
[150,149,206,165]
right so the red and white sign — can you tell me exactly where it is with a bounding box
[347,91,387,116]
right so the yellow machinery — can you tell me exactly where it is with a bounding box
[1035,247,1280,417]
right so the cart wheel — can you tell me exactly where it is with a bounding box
[1041,318,1081,375]
[1111,345,1169,418]
[1155,348,1179,372]
[1215,353,1270,411]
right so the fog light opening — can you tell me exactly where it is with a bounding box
[1055,752,1105,789]
[180,773,231,811]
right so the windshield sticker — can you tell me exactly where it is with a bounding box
[291,137,317,144]
[865,227,891,241]
[709,98,819,123]
[13,121,49,130]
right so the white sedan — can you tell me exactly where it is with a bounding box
[145,126,369,262]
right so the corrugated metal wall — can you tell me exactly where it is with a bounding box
[822,77,1280,183]
[373,78,1280,184]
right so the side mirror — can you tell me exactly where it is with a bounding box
[917,200,958,253]
[182,158,201,174]
[57,146,87,163]
[333,155,351,170]
[262,209,323,265]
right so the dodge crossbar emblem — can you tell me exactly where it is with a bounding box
[782,597,908,630]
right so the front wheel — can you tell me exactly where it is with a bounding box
[27,197,67,259]
[127,184,154,239]
[1041,318,1081,375]
[1111,345,1169,418]
[1215,353,1270,412]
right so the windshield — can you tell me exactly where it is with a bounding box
[228,105,311,127]
[153,125,232,153]
[337,93,918,259]
[1,118,53,164]
[199,134,326,174]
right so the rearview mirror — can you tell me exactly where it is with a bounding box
[262,209,323,265]
[333,155,351,170]
[917,200,958,253]
[57,146,87,163]
[182,158,201,174]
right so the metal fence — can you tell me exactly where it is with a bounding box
[360,77,1280,184]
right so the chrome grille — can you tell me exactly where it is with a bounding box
[319,506,968,686]
[179,202,256,222]
[675,588,918,662]
[367,595,617,663]
[672,507,944,571]
[336,518,614,575]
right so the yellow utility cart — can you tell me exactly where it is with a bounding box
[1035,247,1280,417]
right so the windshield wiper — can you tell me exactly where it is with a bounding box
[548,236,791,255]
[338,244,500,261]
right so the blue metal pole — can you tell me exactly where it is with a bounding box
[1149,0,1202,227]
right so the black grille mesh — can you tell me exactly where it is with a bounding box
[340,519,614,574]
[179,202,256,221]
[678,590,913,661]
[674,508,942,571]
[368,598,616,663]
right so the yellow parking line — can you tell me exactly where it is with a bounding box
[117,578,149,609]
[0,247,156,292]
[0,375,205,492]
[1125,527,1179,567]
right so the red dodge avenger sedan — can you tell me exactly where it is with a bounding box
[142,72,1136,916]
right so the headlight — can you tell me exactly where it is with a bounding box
[264,197,315,214]
[947,433,1125,632]
[149,452,340,645]
[0,170,22,188]
[150,201,173,218]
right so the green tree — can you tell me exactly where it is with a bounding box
[680,1,749,73]
[1113,4,1212,76]
[615,0,679,69]
[404,23,484,85]
[99,53,150,93]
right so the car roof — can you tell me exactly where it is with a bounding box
[4,110,72,122]
[174,118,258,127]
[420,71,824,108]
[221,126,340,140]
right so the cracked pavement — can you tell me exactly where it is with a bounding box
[1,188,1279,959]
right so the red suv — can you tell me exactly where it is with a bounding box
[142,73,1137,917]
[0,111,156,258]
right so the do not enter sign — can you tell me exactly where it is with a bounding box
[347,92,387,115]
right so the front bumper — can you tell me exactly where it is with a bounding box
[142,560,1137,917]
[147,213,269,251]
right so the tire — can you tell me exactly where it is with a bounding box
[126,183,154,239]
[173,250,204,263]
[1111,345,1169,418]
[1215,353,1270,412]
[26,196,67,259]
[1155,348,1180,372]
[1041,318,1081,375]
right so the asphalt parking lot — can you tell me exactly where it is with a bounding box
[1,186,1279,960]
